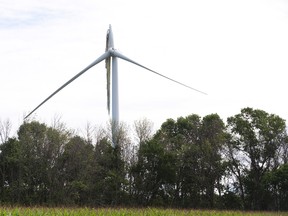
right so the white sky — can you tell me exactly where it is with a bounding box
[1,0,288,134]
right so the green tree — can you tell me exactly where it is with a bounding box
[156,115,202,207]
[131,138,176,206]
[263,163,288,210]
[1,121,70,205]
[131,114,227,208]
[0,138,21,203]
[226,107,286,210]
[199,114,227,208]
[92,137,126,206]
[17,121,49,204]
[44,125,70,204]
[61,135,94,205]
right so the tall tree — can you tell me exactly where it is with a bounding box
[226,107,286,210]
[131,138,176,206]
[1,121,71,205]
[61,135,94,205]
[0,138,21,203]
[17,121,49,204]
[93,137,126,206]
[199,114,226,208]
[131,114,227,208]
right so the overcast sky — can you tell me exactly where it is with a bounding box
[1,0,288,134]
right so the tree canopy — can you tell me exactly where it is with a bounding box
[0,108,287,210]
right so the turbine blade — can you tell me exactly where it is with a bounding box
[105,30,111,114]
[25,51,111,119]
[106,56,111,114]
[113,50,207,95]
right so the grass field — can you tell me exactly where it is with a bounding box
[0,207,287,216]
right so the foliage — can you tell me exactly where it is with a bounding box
[0,107,288,210]
[131,114,227,208]
[263,163,288,210]
[226,108,287,210]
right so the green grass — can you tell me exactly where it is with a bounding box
[0,207,287,216]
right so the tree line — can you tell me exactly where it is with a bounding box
[0,107,288,210]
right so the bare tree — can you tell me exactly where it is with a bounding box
[278,131,288,164]
[94,124,107,146]
[81,122,96,145]
[0,118,11,144]
[133,118,154,144]
[50,114,66,131]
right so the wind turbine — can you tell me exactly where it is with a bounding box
[25,25,206,147]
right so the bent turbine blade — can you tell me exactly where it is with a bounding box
[106,56,111,114]
[25,51,111,119]
[105,29,112,114]
[112,50,207,95]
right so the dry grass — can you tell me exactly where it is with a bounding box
[0,207,287,216]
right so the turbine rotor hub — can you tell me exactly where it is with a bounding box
[108,48,117,57]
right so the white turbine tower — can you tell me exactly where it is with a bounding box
[25,25,206,147]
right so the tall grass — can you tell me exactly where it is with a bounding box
[0,207,287,216]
